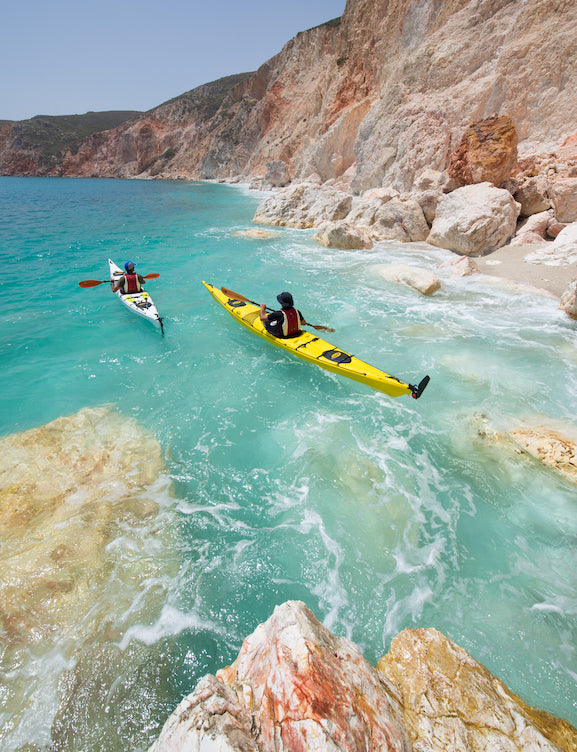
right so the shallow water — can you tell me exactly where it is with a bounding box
[1,177,576,750]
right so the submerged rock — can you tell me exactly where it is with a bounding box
[233,228,281,239]
[375,262,441,295]
[149,601,577,752]
[470,413,577,485]
[0,406,180,751]
[509,426,577,483]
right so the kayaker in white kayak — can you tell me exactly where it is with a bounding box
[260,292,308,339]
[111,261,146,295]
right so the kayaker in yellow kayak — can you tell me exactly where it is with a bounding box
[259,291,309,339]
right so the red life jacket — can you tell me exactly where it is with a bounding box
[282,308,301,337]
[123,273,141,294]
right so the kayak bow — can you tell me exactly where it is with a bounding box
[203,281,429,399]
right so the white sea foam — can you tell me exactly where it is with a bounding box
[0,646,76,752]
[530,602,565,614]
[300,510,350,634]
[382,585,435,641]
[118,604,223,650]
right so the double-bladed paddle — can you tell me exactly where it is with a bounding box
[221,287,335,332]
[79,273,160,288]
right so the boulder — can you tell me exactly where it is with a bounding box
[525,222,577,265]
[361,186,400,202]
[414,168,449,193]
[441,254,480,277]
[313,221,373,249]
[253,183,352,228]
[414,188,442,226]
[520,210,553,236]
[510,230,549,247]
[265,160,291,187]
[150,601,411,752]
[546,217,567,239]
[427,182,521,255]
[548,177,577,222]
[375,263,441,295]
[560,279,577,318]
[510,210,552,246]
[347,195,430,242]
[448,115,518,188]
[514,174,552,217]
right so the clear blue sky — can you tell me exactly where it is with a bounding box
[1,0,345,121]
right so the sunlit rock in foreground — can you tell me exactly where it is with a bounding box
[149,601,577,752]
[0,406,180,751]
[379,627,577,752]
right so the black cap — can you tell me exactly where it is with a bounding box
[277,291,293,308]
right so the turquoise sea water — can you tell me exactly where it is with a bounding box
[1,176,577,750]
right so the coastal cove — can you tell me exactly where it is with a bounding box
[1,177,577,750]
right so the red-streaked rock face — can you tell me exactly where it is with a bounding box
[149,600,577,752]
[151,601,412,752]
[216,602,410,752]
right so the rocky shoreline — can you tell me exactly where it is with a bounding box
[237,116,577,315]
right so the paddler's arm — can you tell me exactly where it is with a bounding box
[259,304,269,322]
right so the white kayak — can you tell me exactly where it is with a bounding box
[108,259,164,333]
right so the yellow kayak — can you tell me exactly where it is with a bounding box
[203,282,430,400]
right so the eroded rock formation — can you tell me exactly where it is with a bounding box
[149,600,577,752]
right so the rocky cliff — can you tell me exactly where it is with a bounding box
[0,111,142,176]
[2,0,576,194]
